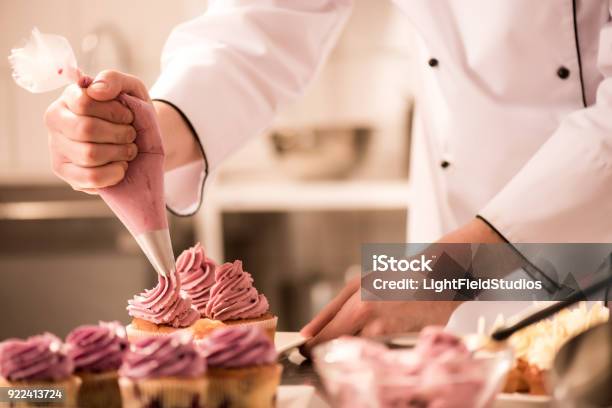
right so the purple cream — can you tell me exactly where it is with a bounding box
[0,333,73,381]
[177,243,216,315]
[65,321,128,373]
[119,334,205,379]
[198,326,277,369]
[205,260,269,321]
[127,270,199,328]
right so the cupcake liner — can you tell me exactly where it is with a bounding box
[0,375,81,408]
[125,324,188,341]
[191,315,278,343]
[204,364,282,408]
[119,376,207,408]
[75,370,121,408]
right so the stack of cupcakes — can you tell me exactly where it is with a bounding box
[0,322,281,408]
[126,242,278,341]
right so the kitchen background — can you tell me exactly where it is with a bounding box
[0,0,427,338]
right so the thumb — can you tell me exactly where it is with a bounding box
[86,69,150,102]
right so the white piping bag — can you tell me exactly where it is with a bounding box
[9,28,174,277]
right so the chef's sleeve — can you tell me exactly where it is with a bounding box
[150,0,352,215]
[479,3,612,245]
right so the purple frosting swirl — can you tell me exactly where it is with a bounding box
[66,321,128,373]
[198,326,276,368]
[127,271,199,328]
[205,260,269,320]
[119,334,205,379]
[0,333,73,381]
[177,243,216,315]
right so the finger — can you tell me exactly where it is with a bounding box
[54,135,137,167]
[74,188,99,195]
[300,276,361,338]
[301,293,367,356]
[58,110,136,144]
[53,161,128,189]
[63,85,133,124]
[86,69,149,102]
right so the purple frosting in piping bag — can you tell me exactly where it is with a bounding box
[65,321,128,373]
[98,91,176,278]
[119,334,205,379]
[198,326,277,368]
[99,93,167,235]
[0,333,73,381]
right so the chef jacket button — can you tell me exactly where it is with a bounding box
[557,66,570,79]
[440,160,450,169]
[428,58,439,67]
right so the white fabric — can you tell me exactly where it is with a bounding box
[152,0,612,245]
[164,160,205,215]
[153,0,352,216]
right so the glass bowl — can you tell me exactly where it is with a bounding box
[313,336,513,408]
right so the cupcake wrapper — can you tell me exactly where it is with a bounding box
[119,377,207,408]
[0,376,81,408]
[75,370,121,408]
[205,364,282,408]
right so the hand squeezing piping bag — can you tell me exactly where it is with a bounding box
[9,28,174,277]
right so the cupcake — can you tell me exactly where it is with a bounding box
[198,326,282,408]
[119,334,207,408]
[65,321,128,408]
[0,333,80,407]
[176,242,216,316]
[190,260,277,341]
[126,269,200,340]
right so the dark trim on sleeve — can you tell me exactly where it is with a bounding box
[476,215,562,293]
[572,0,588,108]
[153,98,208,217]
[476,214,510,244]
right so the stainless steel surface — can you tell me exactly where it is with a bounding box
[135,228,175,278]
[270,126,371,180]
[281,351,324,393]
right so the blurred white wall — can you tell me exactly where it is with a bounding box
[217,0,420,181]
[1,0,420,184]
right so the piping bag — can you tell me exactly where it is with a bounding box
[9,29,174,277]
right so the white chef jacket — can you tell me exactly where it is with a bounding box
[152,0,612,245]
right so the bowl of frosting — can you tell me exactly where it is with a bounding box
[313,326,513,408]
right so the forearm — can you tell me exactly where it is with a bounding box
[153,100,203,171]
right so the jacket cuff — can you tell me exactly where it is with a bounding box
[152,98,208,217]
